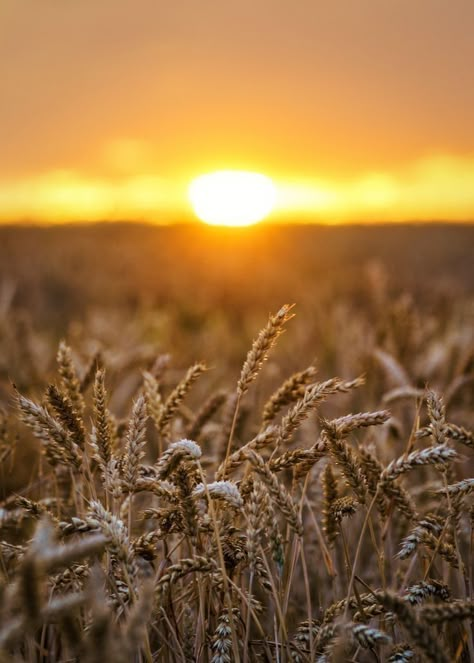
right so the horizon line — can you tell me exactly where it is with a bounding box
[1,218,473,230]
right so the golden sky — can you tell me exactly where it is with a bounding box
[1,0,474,223]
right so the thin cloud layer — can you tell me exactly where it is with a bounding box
[1,154,472,224]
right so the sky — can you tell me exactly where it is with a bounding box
[1,0,474,224]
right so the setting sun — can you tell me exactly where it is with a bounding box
[188,171,277,227]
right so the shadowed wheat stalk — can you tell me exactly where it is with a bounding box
[0,304,473,662]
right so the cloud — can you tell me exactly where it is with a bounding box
[0,170,185,223]
[0,153,473,224]
[273,154,474,222]
[101,139,155,175]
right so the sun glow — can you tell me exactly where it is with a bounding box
[1,154,474,224]
[188,171,277,226]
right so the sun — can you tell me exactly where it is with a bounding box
[188,170,277,227]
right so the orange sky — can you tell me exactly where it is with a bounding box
[1,0,474,223]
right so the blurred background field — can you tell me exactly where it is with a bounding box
[1,222,473,326]
[1,221,473,388]
[1,222,473,367]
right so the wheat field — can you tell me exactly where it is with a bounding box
[0,224,473,662]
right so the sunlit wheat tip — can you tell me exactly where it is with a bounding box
[56,340,85,416]
[154,439,202,480]
[397,514,444,559]
[436,478,474,497]
[193,481,243,509]
[349,623,392,648]
[331,409,391,436]
[261,364,317,424]
[170,438,201,458]
[381,444,457,482]
[237,303,295,397]
[123,394,148,492]
[404,580,450,605]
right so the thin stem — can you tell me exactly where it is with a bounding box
[299,540,314,662]
[224,394,241,469]
[303,493,336,578]
[367,515,385,589]
[197,461,241,663]
[243,570,255,663]
[340,524,367,622]
[343,490,378,619]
